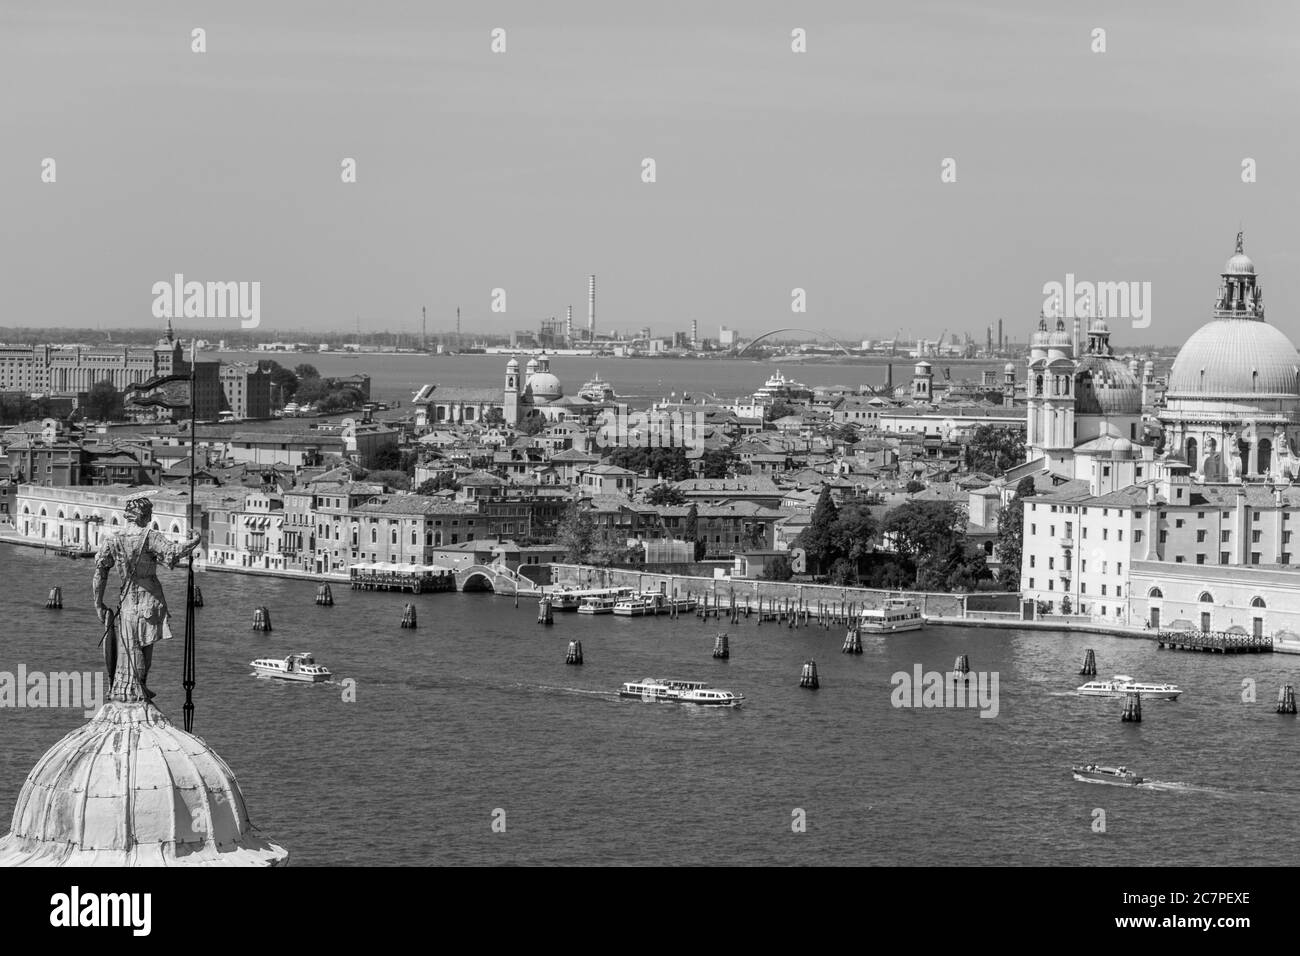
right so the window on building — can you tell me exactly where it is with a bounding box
[1196,553,1205,564]
[1029,577,1035,588]
[1196,530,1206,543]
[1080,559,1087,572]
[1048,556,1054,570]
[1252,530,1262,543]
[1081,583,1087,594]
[1254,512,1261,522]
[1283,552,1292,564]
[1101,584,1107,595]
[1104,529,1109,540]
[1175,519,1184,529]
[1029,555,1036,567]
[1118,530,1123,541]
[1031,524,1036,535]
[1134,530,1143,543]
[1221,530,1230,543]
[1159,530,1167,543]
[1220,551,1230,565]
[1175,555,1184,563]
[1048,580,1054,591]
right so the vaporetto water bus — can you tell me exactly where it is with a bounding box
[619,678,744,706]
[859,598,925,634]
[576,587,635,615]
[250,652,332,683]
[1076,675,1182,700]
[612,592,698,616]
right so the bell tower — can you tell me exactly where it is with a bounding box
[504,356,520,426]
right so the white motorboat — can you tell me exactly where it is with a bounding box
[250,652,332,683]
[1072,764,1144,786]
[1076,675,1182,700]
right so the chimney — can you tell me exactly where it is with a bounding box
[588,275,596,340]
[566,306,573,345]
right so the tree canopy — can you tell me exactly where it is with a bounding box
[84,380,125,422]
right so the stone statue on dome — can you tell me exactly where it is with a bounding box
[91,492,202,702]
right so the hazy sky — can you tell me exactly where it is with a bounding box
[4,1,1298,347]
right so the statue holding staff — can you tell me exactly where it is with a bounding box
[92,492,202,702]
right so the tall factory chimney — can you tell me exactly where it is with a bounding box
[997,317,1003,352]
[690,319,698,350]
[588,275,596,341]
[566,305,574,346]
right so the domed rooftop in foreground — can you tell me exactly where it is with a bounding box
[1075,316,1142,417]
[0,701,287,866]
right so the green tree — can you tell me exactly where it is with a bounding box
[835,423,859,445]
[762,555,793,581]
[483,406,505,427]
[519,413,546,436]
[84,380,125,421]
[369,443,403,470]
[700,447,738,479]
[796,485,840,576]
[905,479,926,494]
[965,425,1025,476]
[366,469,410,491]
[832,503,878,569]
[557,500,595,564]
[262,360,300,401]
[415,472,460,495]
[645,483,686,506]
[765,401,798,422]
[684,503,706,560]
[996,477,1035,591]
[293,363,320,381]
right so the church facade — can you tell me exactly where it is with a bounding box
[1018,235,1300,637]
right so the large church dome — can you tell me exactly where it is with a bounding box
[1166,319,1300,401]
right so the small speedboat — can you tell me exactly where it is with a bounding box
[1072,764,1144,786]
[250,652,332,683]
[1076,675,1181,700]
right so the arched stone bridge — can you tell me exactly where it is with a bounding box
[456,564,540,594]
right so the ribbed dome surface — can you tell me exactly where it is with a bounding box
[1075,354,1142,415]
[527,372,563,401]
[1224,252,1256,275]
[1166,318,1300,399]
[0,702,287,866]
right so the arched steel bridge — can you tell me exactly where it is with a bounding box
[734,327,854,358]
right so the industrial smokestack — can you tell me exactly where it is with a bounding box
[566,305,573,345]
[588,275,596,340]
[690,319,698,350]
[998,318,1003,351]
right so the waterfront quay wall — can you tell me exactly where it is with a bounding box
[549,563,1020,619]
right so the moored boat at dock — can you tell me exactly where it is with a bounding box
[612,592,698,616]
[860,598,924,633]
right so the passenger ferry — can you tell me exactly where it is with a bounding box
[1071,764,1144,786]
[548,588,584,612]
[859,598,924,633]
[619,678,744,707]
[612,592,698,616]
[576,588,633,615]
[1076,675,1182,700]
[250,652,332,683]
